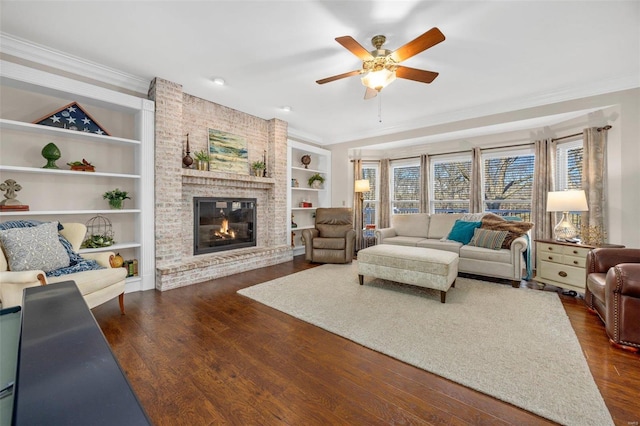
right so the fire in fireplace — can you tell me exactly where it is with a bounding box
[194,197,256,255]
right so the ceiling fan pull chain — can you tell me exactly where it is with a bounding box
[378,92,383,123]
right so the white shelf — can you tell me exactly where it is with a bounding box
[291,207,317,211]
[291,225,314,231]
[0,209,141,217]
[0,165,140,179]
[291,166,326,174]
[79,242,141,254]
[0,118,141,146]
[0,59,155,294]
[292,187,324,192]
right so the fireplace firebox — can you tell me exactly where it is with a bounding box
[194,197,256,255]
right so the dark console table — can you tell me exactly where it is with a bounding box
[12,281,151,425]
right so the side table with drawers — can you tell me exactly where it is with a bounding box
[534,239,624,294]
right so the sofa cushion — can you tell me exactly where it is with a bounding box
[480,213,534,248]
[416,239,463,254]
[446,220,482,244]
[427,214,463,239]
[468,228,509,250]
[0,221,70,272]
[382,236,427,247]
[391,213,429,238]
[459,244,512,263]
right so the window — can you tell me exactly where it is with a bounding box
[556,139,584,227]
[430,154,471,213]
[361,163,378,226]
[390,159,420,214]
[556,139,583,190]
[482,147,534,221]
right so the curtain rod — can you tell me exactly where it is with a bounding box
[351,142,534,163]
[351,125,613,162]
[551,125,612,142]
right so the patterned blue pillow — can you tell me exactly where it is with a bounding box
[0,221,70,272]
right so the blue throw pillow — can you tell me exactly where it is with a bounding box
[446,220,482,244]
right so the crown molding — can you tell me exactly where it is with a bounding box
[329,73,639,146]
[0,32,150,94]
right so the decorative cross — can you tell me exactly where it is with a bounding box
[1,179,22,201]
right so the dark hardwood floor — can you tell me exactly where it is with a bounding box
[93,257,640,426]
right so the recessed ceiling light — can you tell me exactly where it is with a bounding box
[212,77,225,86]
[281,106,292,112]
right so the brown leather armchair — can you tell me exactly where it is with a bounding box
[585,248,640,352]
[301,208,356,264]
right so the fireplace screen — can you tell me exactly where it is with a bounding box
[194,197,256,255]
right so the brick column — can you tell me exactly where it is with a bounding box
[148,78,184,270]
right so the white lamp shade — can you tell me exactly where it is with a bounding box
[354,179,371,193]
[546,190,588,212]
[361,69,396,91]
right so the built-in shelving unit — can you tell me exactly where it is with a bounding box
[287,140,331,256]
[0,60,155,293]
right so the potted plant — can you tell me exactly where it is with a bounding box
[103,188,130,210]
[194,150,211,171]
[308,173,325,189]
[251,160,265,177]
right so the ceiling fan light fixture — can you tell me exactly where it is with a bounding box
[361,68,396,91]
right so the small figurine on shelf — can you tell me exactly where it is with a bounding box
[41,142,61,169]
[182,133,193,168]
[67,159,95,172]
[0,179,29,211]
[291,213,297,228]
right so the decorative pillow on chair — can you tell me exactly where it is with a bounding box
[446,220,482,244]
[468,228,509,250]
[0,221,70,272]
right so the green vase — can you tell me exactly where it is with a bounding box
[108,199,124,209]
[41,142,61,169]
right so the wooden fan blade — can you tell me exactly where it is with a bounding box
[395,66,439,84]
[335,36,374,61]
[316,70,361,85]
[390,27,445,63]
[364,87,378,100]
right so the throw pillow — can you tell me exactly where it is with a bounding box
[446,220,482,244]
[480,213,534,248]
[0,221,70,272]
[468,228,509,250]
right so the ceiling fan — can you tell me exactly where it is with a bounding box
[316,27,445,99]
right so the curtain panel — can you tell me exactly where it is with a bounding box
[582,127,608,236]
[379,159,391,228]
[419,154,430,213]
[470,147,482,213]
[353,159,364,250]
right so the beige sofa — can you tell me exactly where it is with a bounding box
[0,222,127,311]
[374,213,529,284]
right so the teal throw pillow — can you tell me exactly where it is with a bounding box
[446,220,482,244]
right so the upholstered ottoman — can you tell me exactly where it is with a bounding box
[357,245,459,303]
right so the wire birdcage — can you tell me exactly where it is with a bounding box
[82,215,115,248]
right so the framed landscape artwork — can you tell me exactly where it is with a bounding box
[208,128,248,173]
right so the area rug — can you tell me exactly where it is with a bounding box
[238,262,613,426]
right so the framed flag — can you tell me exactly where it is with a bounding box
[33,102,111,136]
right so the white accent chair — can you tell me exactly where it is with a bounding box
[0,223,127,312]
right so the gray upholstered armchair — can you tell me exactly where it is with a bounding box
[301,208,356,264]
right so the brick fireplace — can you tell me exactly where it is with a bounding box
[150,78,292,291]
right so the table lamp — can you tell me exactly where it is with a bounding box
[546,190,588,240]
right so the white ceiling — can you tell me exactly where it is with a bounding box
[1,1,638,147]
